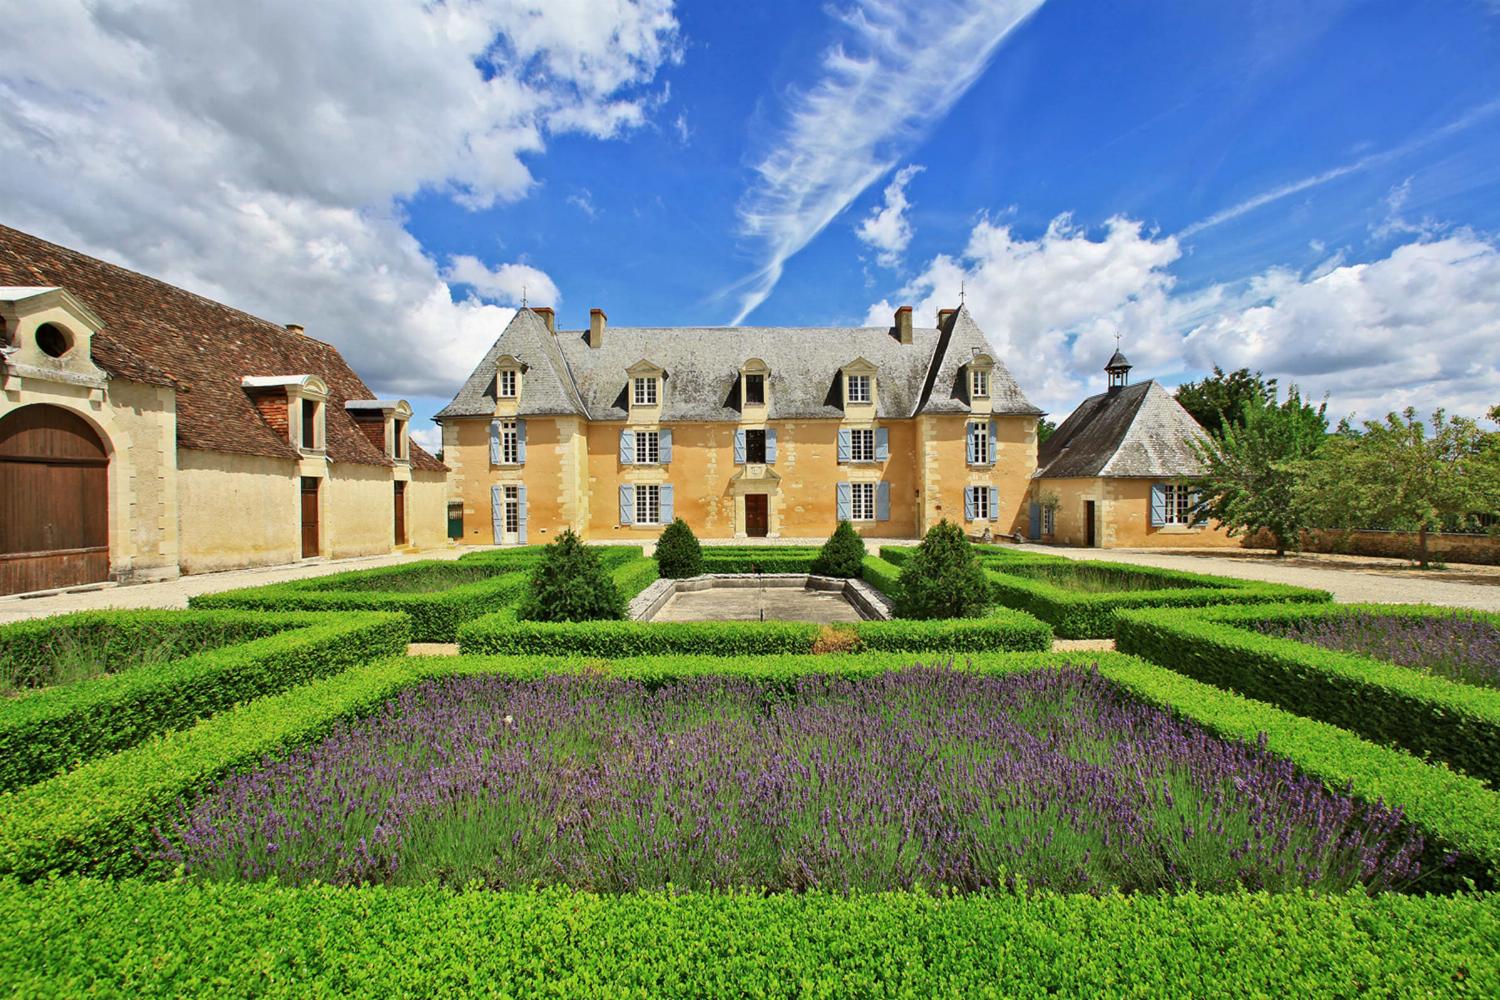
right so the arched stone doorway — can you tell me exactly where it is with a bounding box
[0,405,111,595]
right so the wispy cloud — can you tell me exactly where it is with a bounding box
[1179,98,1500,238]
[726,0,1045,323]
[857,163,924,268]
[568,188,599,219]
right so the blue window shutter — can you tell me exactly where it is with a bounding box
[1028,502,1041,540]
[987,423,997,466]
[876,481,891,521]
[964,487,975,522]
[965,426,976,465]
[620,430,634,465]
[837,428,851,463]
[516,486,528,544]
[765,428,778,464]
[1150,483,1167,527]
[489,421,500,465]
[875,427,889,461]
[516,419,527,465]
[733,429,746,464]
[989,487,999,520]
[619,484,635,525]
[660,484,675,523]
[490,485,504,543]
[836,482,851,521]
[660,428,672,464]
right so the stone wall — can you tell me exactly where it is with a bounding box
[177,448,299,572]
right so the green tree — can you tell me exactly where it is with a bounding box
[895,520,990,619]
[1037,418,1058,445]
[811,520,867,577]
[1190,385,1327,557]
[1175,366,1278,437]
[654,518,703,579]
[1299,408,1500,567]
[518,529,625,621]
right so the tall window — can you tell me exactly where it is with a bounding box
[635,484,662,525]
[300,398,319,450]
[846,374,871,404]
[1042,505,1055,536]
[500,420,520,464]
[850,482,876,521]
[1162,483,1194,525]
[504,485,520,534]
[498,369,517,398]
[850,428,875,462]
[633,376,658,406]
[971,369,990,398]
[635,430,660,465]
[393,418,407,459]
[968,486,992,520]
[745,428,767,463]
[745,373,765,405]
[969,421,990,465]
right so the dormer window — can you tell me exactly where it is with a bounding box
[393,417,407,459]
[971,369,989,398]
[243,374,329,453]
[344,398,412,462]
[34,322,72,358]
[847,375,871,404]
[498,369,517,398]
[301,398,321,450]
[633,376,658,406]
[739,358,770,412]
[745,373,765,405]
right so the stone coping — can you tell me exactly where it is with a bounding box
[630,573,894,622]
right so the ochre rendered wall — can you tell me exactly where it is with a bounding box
[177,449,298,573]
[915,414,1035,537]
[1033,477,1238,549]
[406,469,450,550]
[323,462,396,560]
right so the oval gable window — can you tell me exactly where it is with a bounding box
[35,323,72,358]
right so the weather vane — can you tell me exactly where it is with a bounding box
[521,284,527,309]
[959,280,966,307]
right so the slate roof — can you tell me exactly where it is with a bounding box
[1034,380,1209,479]
[435,305,1041,422]
[0,224,444,472]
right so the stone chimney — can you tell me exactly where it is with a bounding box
[285,323,304,336]
[532,306,555,334]
[589,308,607,349]
[894,306,912,345]
[937,308,956,330]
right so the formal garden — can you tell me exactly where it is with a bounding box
[2,519,1498,994]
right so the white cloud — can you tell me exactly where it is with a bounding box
[0,0,680,398]
[728,0,1045,322]
[873,212,1500,421]
[567,189,599,219]
[409,425,444,456]
[856,164,924,268]
[445,256,560,308]
[673,112,692,144]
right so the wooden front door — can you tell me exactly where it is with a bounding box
[1085,500,1097,547]
[0,405,110,595]
[393,481,407,545]
[300,477,320,558]
[745,494,769,537]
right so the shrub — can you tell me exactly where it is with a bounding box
[654,518,703,578]
[896,521,991,619]
[811,520,867,577]
[1115,603,1500,785]
[700,551,817,574]
[0,611,409,793]
[517,529,625,622]
[987,561,1331,639]
[610,556,661,603]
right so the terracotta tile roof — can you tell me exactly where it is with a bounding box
[0,224,444,473]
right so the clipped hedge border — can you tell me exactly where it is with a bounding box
[1115,603,1500,787]
[985,561,1331,638]
[4,880,1496,998]
[610,556,660,602]
[191,561,525,642]
[860,554,901,601]
[699,553,818,574]
[0,611,410,793]
[456,608,1051,656]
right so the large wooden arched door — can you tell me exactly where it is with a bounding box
[0,405,110,595]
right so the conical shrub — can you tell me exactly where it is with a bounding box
[518,529,625,621]
[654,518,703,579]
[811,520,866,577]
[895,520,990,619]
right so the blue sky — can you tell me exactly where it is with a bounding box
[4,1,1500,452]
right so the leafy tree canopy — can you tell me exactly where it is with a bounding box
[1037,418,1058,445]
[1176,366,1278,437]
[518,529,625,621]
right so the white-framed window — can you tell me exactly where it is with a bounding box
[498,369,518,398]
[971,369,990,398]
[633,377,658,406]
[635,430,660,465]
[850,428,876,463]
[969,485,992,520]
[968,421,990,465]
[850,481,876,521]
[1042,505,1056,535]
[745,373,765,405]
[393,417,407,459]
[635,484,662,525]
[500,420,520,464]
[846,374,871,404]
[504,485,520,534]
[1162,483,1194,525]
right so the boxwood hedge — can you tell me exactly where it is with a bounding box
[3,880,1495,997]
[860,554,901,600]
[985,560,1331,638]
[0,610,409,793]
[190,560,525,641]
[1115,603,1500,787]
[699,550,819,574]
